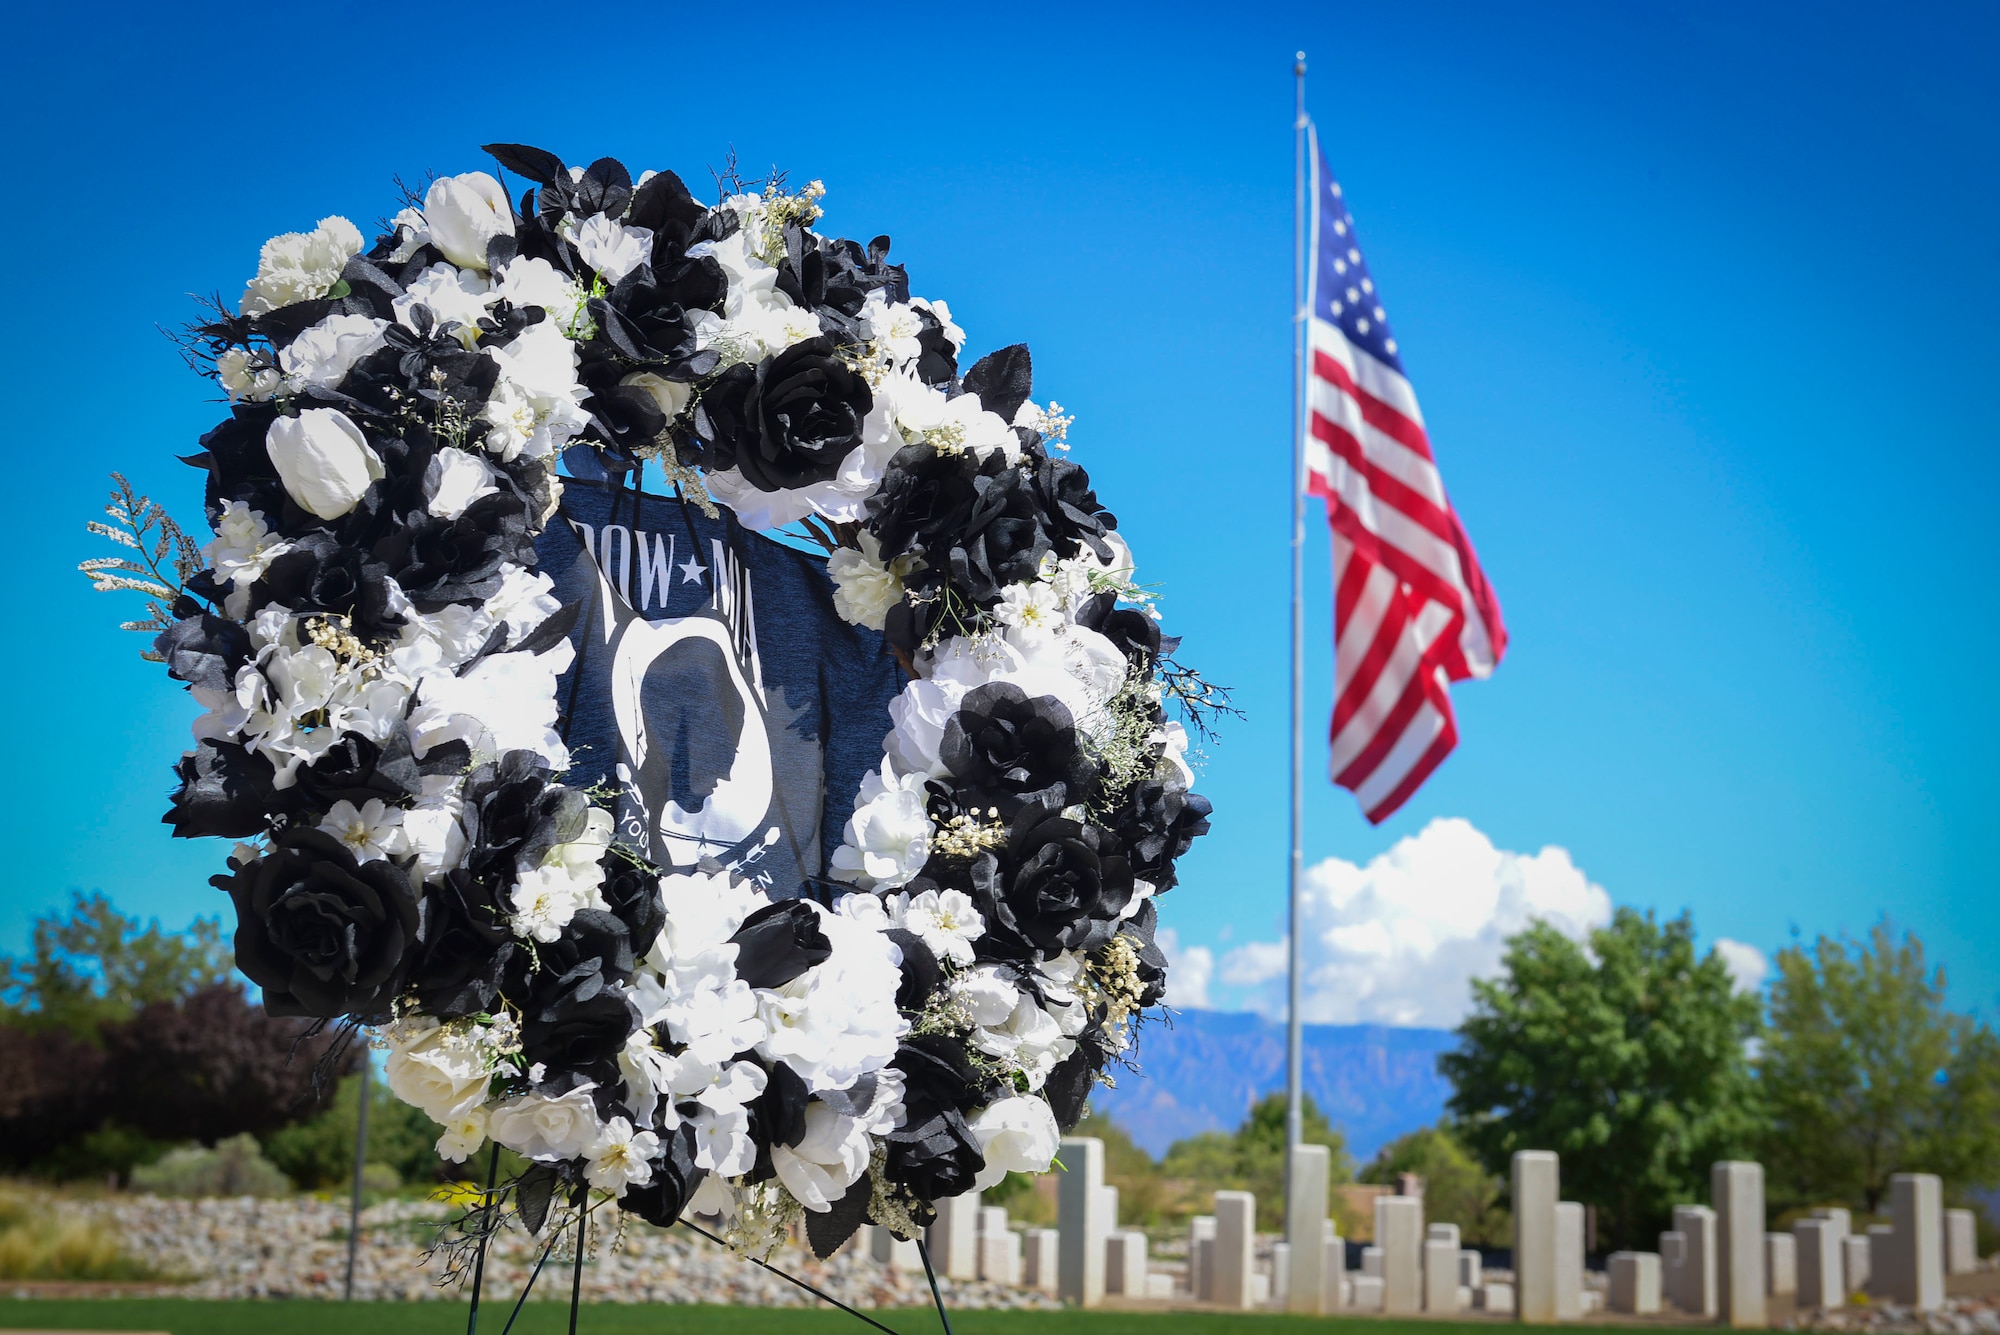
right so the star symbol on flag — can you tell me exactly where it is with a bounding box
[679,555,708,585]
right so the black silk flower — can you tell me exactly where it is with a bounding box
[508,910,636,1089]
[973,806,1135,960]
[1111,777,1213,893]
[884,1035,987,1215]
[459,752,590,885]
[710,338,873,491]
[941,682,1098,813]
[214,828,421,1020]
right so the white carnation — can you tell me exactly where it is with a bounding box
[827,533,919,631]
[241,216,364,316]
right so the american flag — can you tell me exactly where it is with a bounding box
[1304,127,1506,823]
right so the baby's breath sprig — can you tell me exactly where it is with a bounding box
[79,472,205,658]
[304,615,379,671]
[930,807,1008,860]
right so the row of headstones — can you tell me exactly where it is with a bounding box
[1608,1168,1980,1320]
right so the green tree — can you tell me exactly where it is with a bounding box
[1760,921,2000,1214]
[0,892,231,1040]
[1361,1122,1509,1246]
[1441,908,1764,1250]
[1161,1093,1354,1231]
[263,1067,457,1191]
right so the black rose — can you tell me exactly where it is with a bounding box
[372,491,535,612]
[599,857,665,957]
[1110,776,1212,893]
[409,868,516,1018]
[884,1108,984,1216]
[620,1122,706,1228]
[155,614,251,693]
[973,806,1134,961]
[1031,454,1116,562]
[458,752,590,887]
[868,444,979,562]
[213,828,421,1020]
[727,900,832,990]
[252,533,402,638]
[714,338,874,492]
[164,740,278,840]
[885,927,942,1015]
[1074,591,1164,669]
[941,682,1099,815]
[295,732,423,812]
[509,910,637,1088]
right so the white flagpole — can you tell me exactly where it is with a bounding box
[1286,50,1308,1171]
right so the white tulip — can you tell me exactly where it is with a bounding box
[266,409,383,519]
[620,370,691,424]
[423,172,514,271]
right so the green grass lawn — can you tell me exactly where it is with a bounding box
[0,1300,1642,1335]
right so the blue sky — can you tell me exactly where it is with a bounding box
[2,1,1993,1015]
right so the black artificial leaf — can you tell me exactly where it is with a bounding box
[510,599,581,655]
[1044,1047,1096,1131]
[483,143,567,187]
[962,343,1033,422]
[416,739,472,776]
[516,1162,560,1235]
[806,1173,874,1259]
[885,928,941,1014]
[154,614,251,693]
[575,157,632,219]
[627,169,705,234]
[486,233,520,273]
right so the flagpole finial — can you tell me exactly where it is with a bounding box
[1295,50,1306,74]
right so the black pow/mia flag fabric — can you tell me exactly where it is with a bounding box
[537,476,904,899]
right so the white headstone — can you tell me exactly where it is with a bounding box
[928,1190,981,1281]
[1482,1281,1516,1312]
[1813,1207,1852,1239]
[1098,1184,1120,1231]
[1713,1161,1767,1328]
[1867,1223,1896,1299]
[1270,1241,1291,1308]
[1460,1248,1484,1288]
[977,1227,1021,1286]
[1361,1244,1384,1277]
[1841,1233,1871,1296]
[1251,1271,1271,1305]
[1144,1272,1175,1300]
[870,1224,922,1271]
[1215,1190,1257,1309]
[1794,1217,1844,1308]
[1766,1232,1797,1296]
[1106,1230,1148,1296]
[1022,1227,1059,1292]
[1609,1251,1662,1315]
[1660,1228,1686,1308]
[1377,1193,1425,1315]
[1673,1205,1719,1317]
[1056,1137,1107,1306]
[1286,1143,1332,1314]
[1190,1214,1216,1300]
[1513,1150,1560,1323]
[1555,1201,1584,1322]
[1430,1221,1463,1247]
[1888,1172,1944,1310]
[1946,1209,1977,1277]
[1323,1219,1348,1311]
[1351,1274,1386,1311]
[1425,1236,1463,1312]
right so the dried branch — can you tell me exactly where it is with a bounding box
[80,473,205,658]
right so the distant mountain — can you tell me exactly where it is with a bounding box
[1093,1009,1460,1163]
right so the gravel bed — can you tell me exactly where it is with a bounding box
[63,1194,1057,1309]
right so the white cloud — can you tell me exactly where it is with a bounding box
[1216,817,1613,1028]
[1156,928,1213,1009]
[1713,938,1769,993]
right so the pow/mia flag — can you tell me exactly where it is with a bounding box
[536,475,904,899]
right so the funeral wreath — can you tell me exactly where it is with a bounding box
[85,144,1217,1259]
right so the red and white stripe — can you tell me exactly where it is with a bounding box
[1307,316,1506,822]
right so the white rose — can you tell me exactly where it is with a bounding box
[216,348,279,402]
[385,1032,491,1123]
[487,1084,602,1162]
[424,447,499,519]
[279,314,388,391]
[266,409,383,520]
[969,1095,1060,1190]
[423,172,514,271]
[620,370,690,424]
[241,216,364,316]
[435,1105,488,1163]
